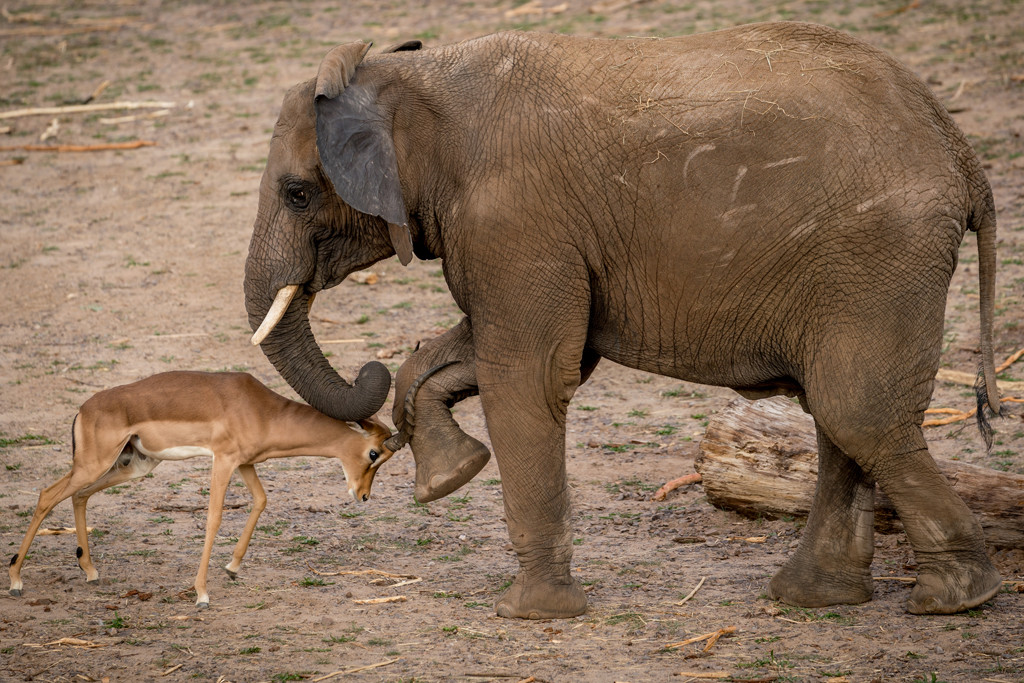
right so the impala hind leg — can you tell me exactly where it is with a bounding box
[71,449,159,585]
[224,464,267,580]
[9,472,79,596]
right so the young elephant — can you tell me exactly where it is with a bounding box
[244,23,1003,619]
[8,371,395,608]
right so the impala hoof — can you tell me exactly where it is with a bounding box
[196,601,210,610]
[9,588,22,597]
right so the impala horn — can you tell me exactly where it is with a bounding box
[383,360,458,452]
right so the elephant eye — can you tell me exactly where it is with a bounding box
[368,449,379,462]
[287,187,309,209]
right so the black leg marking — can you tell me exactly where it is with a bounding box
[76,546,83,559]
[9,553,17,566]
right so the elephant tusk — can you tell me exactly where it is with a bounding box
[251,284,301,345]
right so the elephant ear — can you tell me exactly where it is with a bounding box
[381,39,422,53]
[315,42,371,100]
[314,44,413,265]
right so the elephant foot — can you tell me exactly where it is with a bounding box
[767,556,873,608]
[906,554,1001,614]
[413,436,490,503]
[495,573,587,619]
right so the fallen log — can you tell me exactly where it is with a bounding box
[694,396,1024,549]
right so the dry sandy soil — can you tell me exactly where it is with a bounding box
[2,1,1023,681]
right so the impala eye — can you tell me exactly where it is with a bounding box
[369,449,379,462]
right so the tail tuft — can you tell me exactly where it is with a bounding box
[974,368,995,451]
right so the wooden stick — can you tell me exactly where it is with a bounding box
[38,527,93,536]
[0,140,156,152]
[306,563,419,581]
[386,577,423,589]
[922,395,1022,427]
[0,22,139,38]
[675,576,706,606]
[352,595,407,605]
[922,409,976,427]
[25,637,107,649]
[0,101,176,120]
[672,671,730,679]
[935,368,1022,392]
[161,664,183,676]
[311,658,400,681]
[664,626,736,650]
[701,628,730,653]
[996,347,1024,372]
[0,158,25,166]
[99,110,170,125]
[653,472,702,501]
[83,80,112,105]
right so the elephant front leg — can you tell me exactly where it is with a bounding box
[768,422,875,607]
[394,318,491,502]
[478,344,589,619]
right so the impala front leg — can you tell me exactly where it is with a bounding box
[194,459,236,608]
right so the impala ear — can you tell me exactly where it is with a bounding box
[358,418,393,443]
[315,68,412,264]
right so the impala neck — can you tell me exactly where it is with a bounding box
[260,398,357,460]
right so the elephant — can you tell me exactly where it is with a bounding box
[244,22,1004,619]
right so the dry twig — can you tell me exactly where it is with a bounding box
[311,658,400,681]
[996,346,1024,372]
[25,637,107,649]
[675,576,706,606]
[664,625,736,652]
[672,672,730,679]
[0,101,176,120]
[305,563,420,581]
[653,472,702,501]
[0,140,156,152]
[352,595,408,605]
[38,526,92,536]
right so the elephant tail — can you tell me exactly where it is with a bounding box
[970,178,999,443]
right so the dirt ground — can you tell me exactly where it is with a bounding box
[2,1,1023,681]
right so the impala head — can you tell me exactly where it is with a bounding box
[342,418,397,502]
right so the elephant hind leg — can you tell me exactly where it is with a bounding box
[767,422,875,607]
[806,394,1000,614]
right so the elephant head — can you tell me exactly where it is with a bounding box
[244,41,421,421]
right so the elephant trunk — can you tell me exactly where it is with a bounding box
[245,281,391,422]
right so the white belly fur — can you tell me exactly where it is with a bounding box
[131,436,214,461]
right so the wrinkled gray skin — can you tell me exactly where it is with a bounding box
[244,23,1003,619]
